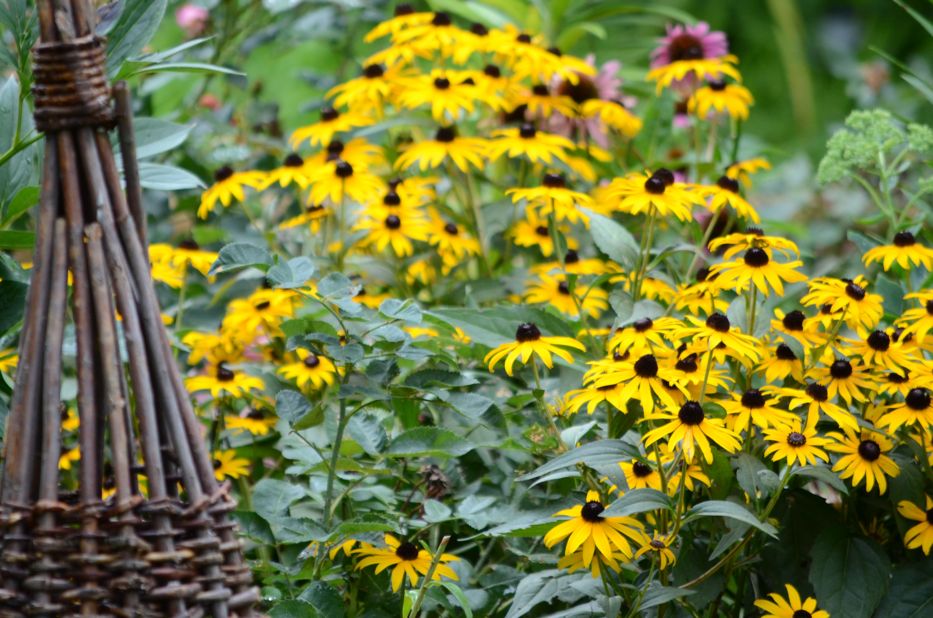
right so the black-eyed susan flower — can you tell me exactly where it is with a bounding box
[185,363,264,399]
[580,99,643,140]
[765,382,858,431]
[212,449,251,481]
[643,401,742,463]
[722,388,796,433]
[468,64,524,112]
[708,228,800,260]
[619,459,663,491]
[395,125,487,173]
[426,215,480,265]
[770,308,823,349]
[556,546,627,578]
[758,343,805,383]
[669,351,732,401]
[363,5,434,43]
[307,159,386,205]
[354,212,430,258]
[520,82,576,118]
[397,70,478,122]
[604,170,700,222]
[754,584,830,618]
[608,317,683,356]
[290,106,374,149]
[635,533,677,569]
[709,246,807,297]
[197,166,267,219]
[59,447,80,471]
[484,322,585,376]
[862,230,933,271]
[898,290,933,344]
[262,153,313,190]
[801,276,883,332]
[879,387,933,431]
[876,368,914,397]
[533,250,617,276]
[0,349,16,375]
[150,258,186,289]
[510,211,574,258]
[897,496,933,555]
[279,203,330,234]
[677,312,762,364]
[674,268,729,315]
[543,491,646,567]
[183,330,242,366]
[763,421,830,466]
[648,54,741,94]
[486,123,574,166]
[620,273,678,305]
[226,408,277,437]
[808,358,877,405]
[688,80,753,120]
[327,63,407,110]
[845,328,919,373]
[588,353,685,414]
[353,534,459,592]
[524,273,608,319]
[726,157,771,187]
[563,382,629,415]
[279,350,339,390]
[826,427,899,494]
[150,239,219,278]
[698,175,761,222]
[354,285,392,309]
[222,289,295,338]
[507,173,593,225]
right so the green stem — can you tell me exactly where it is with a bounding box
[632,209,658,301]
[323,397,348,528]
[409,535,451,618]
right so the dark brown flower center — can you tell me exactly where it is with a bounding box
[557,281,570,295]
[668,34,704,61]
[775,344,797,361]
[857,439,881,461]
[516,32,532,43]
[383,191,401,206]
[634,318,653,332]
[385,215,401,230]
[887,371,908,384]
[792,611,812,618]
[706,312,730,333]
[483,64,501,78]
[805,382,828,402]
[634,354,659,378]
[532,84,549,96]
[247,408,267,420]
[708,79,727,91]
[716,175,739,192]
[652,168,675,186]
[741,389,765,409]
[632,461,653,477]
[744,247,769,267]
[432,12,451,26]
[434,77,451,90]
[320,106,339,122]
[786,432,807,447]
[435,126,456,142]
[535,225,549,237]
[565,249,579,264]
[675,354,698,373]
[326,140,345,157]
[556,74,599,104]
[255,301,271,311]
[443,222,458,235]
[580,500,605,522]
[283,152,304,167]
[303,353,321,368]
[363,63,384,78]
[893,230,915,247]
[470,23,488,36]
[644,176,667,195]
[650,538,666,549]
[334,160,354,178]
[515,322,541,342]
[213,166,234,182]
[543,173,566,188]
[867,330,890,351]
[906,388,931,411]
[926,508,933,525]
[395,3,414,16]
[830,359,853,379]
[782,310,805,331]
[678,401,705,425]
[395,541,420,560]
[926,299,933,316]
[216,363,235,382]
[178,238,200,251]
[519,123,537,138]
[845,281,866,301]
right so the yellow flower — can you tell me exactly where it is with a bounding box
[261,152,314,190]
[486,124,574,166]
[59,447,80,471]
[354,212,430,258]
[0,349,16,374]
[279,203,330,234]
[726,157,771,187]
[290,106,374,149]
[634,533,677,569]
[801,276,883,332]
[862,231,933,271]
[212,449,251,481]
[149,240,218,277]
[607,317,682,357]
[354,534,459,592]
[642,400,741,464]
[763,421,830,466]
[226,408,277,436]
[222,289,296,339]
[510,209,577,258]
[677,312,762,364]
[897,495,933,555]
[618,459,663,491]
[807,358,876,405]
[603,170,701,222]
[524,273,608,319]
[757,343,805,383]
[150,259,186,289]
[278,350,339,390]
[587,353,685,415]
[183,330,242,366]
[326,63,407,110]
[197,167,267,219]
[363,6,434,43]
[688,80,753,120]
[710,246,807,297]
[397,70,478,122]
[897,290,933,344]
[826,427,899,494]
[185,363,265,399]
[647,55,741,94]
[395,126,487,173]
[581,99,642,138]
[708,228,800,260]
[426,214,480,263]
[507,173,593,225]
[879,387,933,431]
[543,491,645,567]
[754,584,830,618]
[307,158,386,205]
[484,322,585,376]
[721,388,796,434]
[766,382,858,432]
[697,175,761,222]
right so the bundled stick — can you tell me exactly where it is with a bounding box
[0,2,259,615]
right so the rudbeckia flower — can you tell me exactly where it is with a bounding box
[677,312,762,364]
[673,268,729,315]
[484,322,586,376]
[150,259,186,289]
[604,169,701,222]
[307,159,386,205]
[0,349,16,375]
[722,388,796,433]
[278,350,339,390]
[510,209,577,258]
[698,175,761,222]
[844,328,919,373]
[765,382,858,431]
[212,450,251,481]
[261,153,313,190]
[642,400,741,464]
[279,203,330,234]
[543,491,646,567]
[808,358,877,404]
[754,584,830,618]
[770,308,823,349]
[879,387,933,431]
[197,166,267,219]
[634,533,677,569]
[185,363,264,399]
[327,63,406,110]
[507,173,593,225]
[757,343,805,383]
[607,316,683,356]
[826,427,900,494]
[397,70,478,122]
[580,99,643,140]
[524,273,608,319]
[709,246,807,296]
[647,55,741,95]
[354,212,430,257]
[226,408,277,436]
[862,231,933,271]
[395,125,487,173]
[556,546,627,578]
[149,239,219,277]
[726,157,771,187]
[353,534,459,592]
[688,80,753,121]
[801,276,884,331]
[222,289,295,338]
[486,123,574,166]
[426,215,480,264]
[897,290,933,344]
[290,106,375,149]
[897,495,933,555]
[363,5,434,43]
[763,421,830,466]
[182,330,242,366]
[520,82,576,118]
[588,353,685,414]
[707,227,800,259]
[618,459,663,491]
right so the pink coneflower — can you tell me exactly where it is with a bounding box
[651,22,728,68]
[176,4,209,38]
[545,55,633,148]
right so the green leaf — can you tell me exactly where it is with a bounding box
[231,510,274,544]
[384,427,474,458]
[0,280,28,335]
[585,209,639,269]
[267,257,315,289]
[518,439,641,482]
[0,230,34,250]
[426,0,511,26]
[0,185,38,226]
[297,582,345,618]
[428,305,576,349]
[440,582,474,618]
[209,242,272,275]
[602,488,673,517]
[791,465,849,495]
[276,390,311,424]
[423,499,453,523]
[639,585,695,611]
[809,528,890,618]
[873,560,933,617]
[379,298,422,323]
[734,453,780,501]
[269,600,319,618]
[123,61,245,78]
[137,161,205,190]
[132,36,215,63]
[346,413,387,456]
[130,118,194,160]
[894,0,933,38]
[106,0,169,75]
[0,77,38,209]
[683,500,778,537]
[252,478,306,521]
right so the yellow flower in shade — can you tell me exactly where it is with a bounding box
[674,269,729,316]
[807,358,877,405]
[677,312,762,364]
[726,157,771,187]
[879,387,933,431]
[405,259,437,286]
[0,349,16,374]
[763,421,830,466]
[532,251,616,277]
[543,491,646,567]
[826,427,899,494]
[279,203,330,234]
[212,449,250,481]
[863,231,933,271]
[647,55,741,94]
[225,408,277,436]
[278,350,339,390]
[397,70,478,122]
[261,153,314,190]
[307,159,386,205]
[185,363,264,399]
[59,447,80,471]
[182,330,242,366]
[758,343,805,383]
[354,212,430,258]
[486,124,574,166]
[395,126,487,173]
[897,495,933,555]
[149,240,219,277]
[765,382,858,431]
[708,228,800,260]
[635,533,677,569]
[392,175,437,207]
[197,166,267,219]
[519,83,576,118]
[326,63,407,110]
[642,401,742,464]
[404,326,440,339]
[754,584,830,618]
[305,137,385,171]
[687,80,753,120]
[353,534,459,592]
[563,382,629,415]
[61,407,79,432]
[524,273,608,319]
[290,106,374,149]
[604,170,701,222]
[466,65,524,112]
[844,328,919,373]
[507,173,593,225]
[708,246,807,297]
[770,308,824,349]
[426,215,480,263]
[587,353,685,414]
[363,6,434,42]
[619,459,663,491]
[721,388,796,434]
[484,322,586,376]
[510,209,577,258]
[607,317,683,356]
[222,289,295,338]
[897,290,933,344]
[801,276,883,331]
[581,99,642,139]
[150,259,186,289]
[353,285,391,309]
[698,175,760,222]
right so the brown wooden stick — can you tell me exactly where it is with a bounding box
[113,82,148,248]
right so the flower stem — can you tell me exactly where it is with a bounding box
[409,535,451,618]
